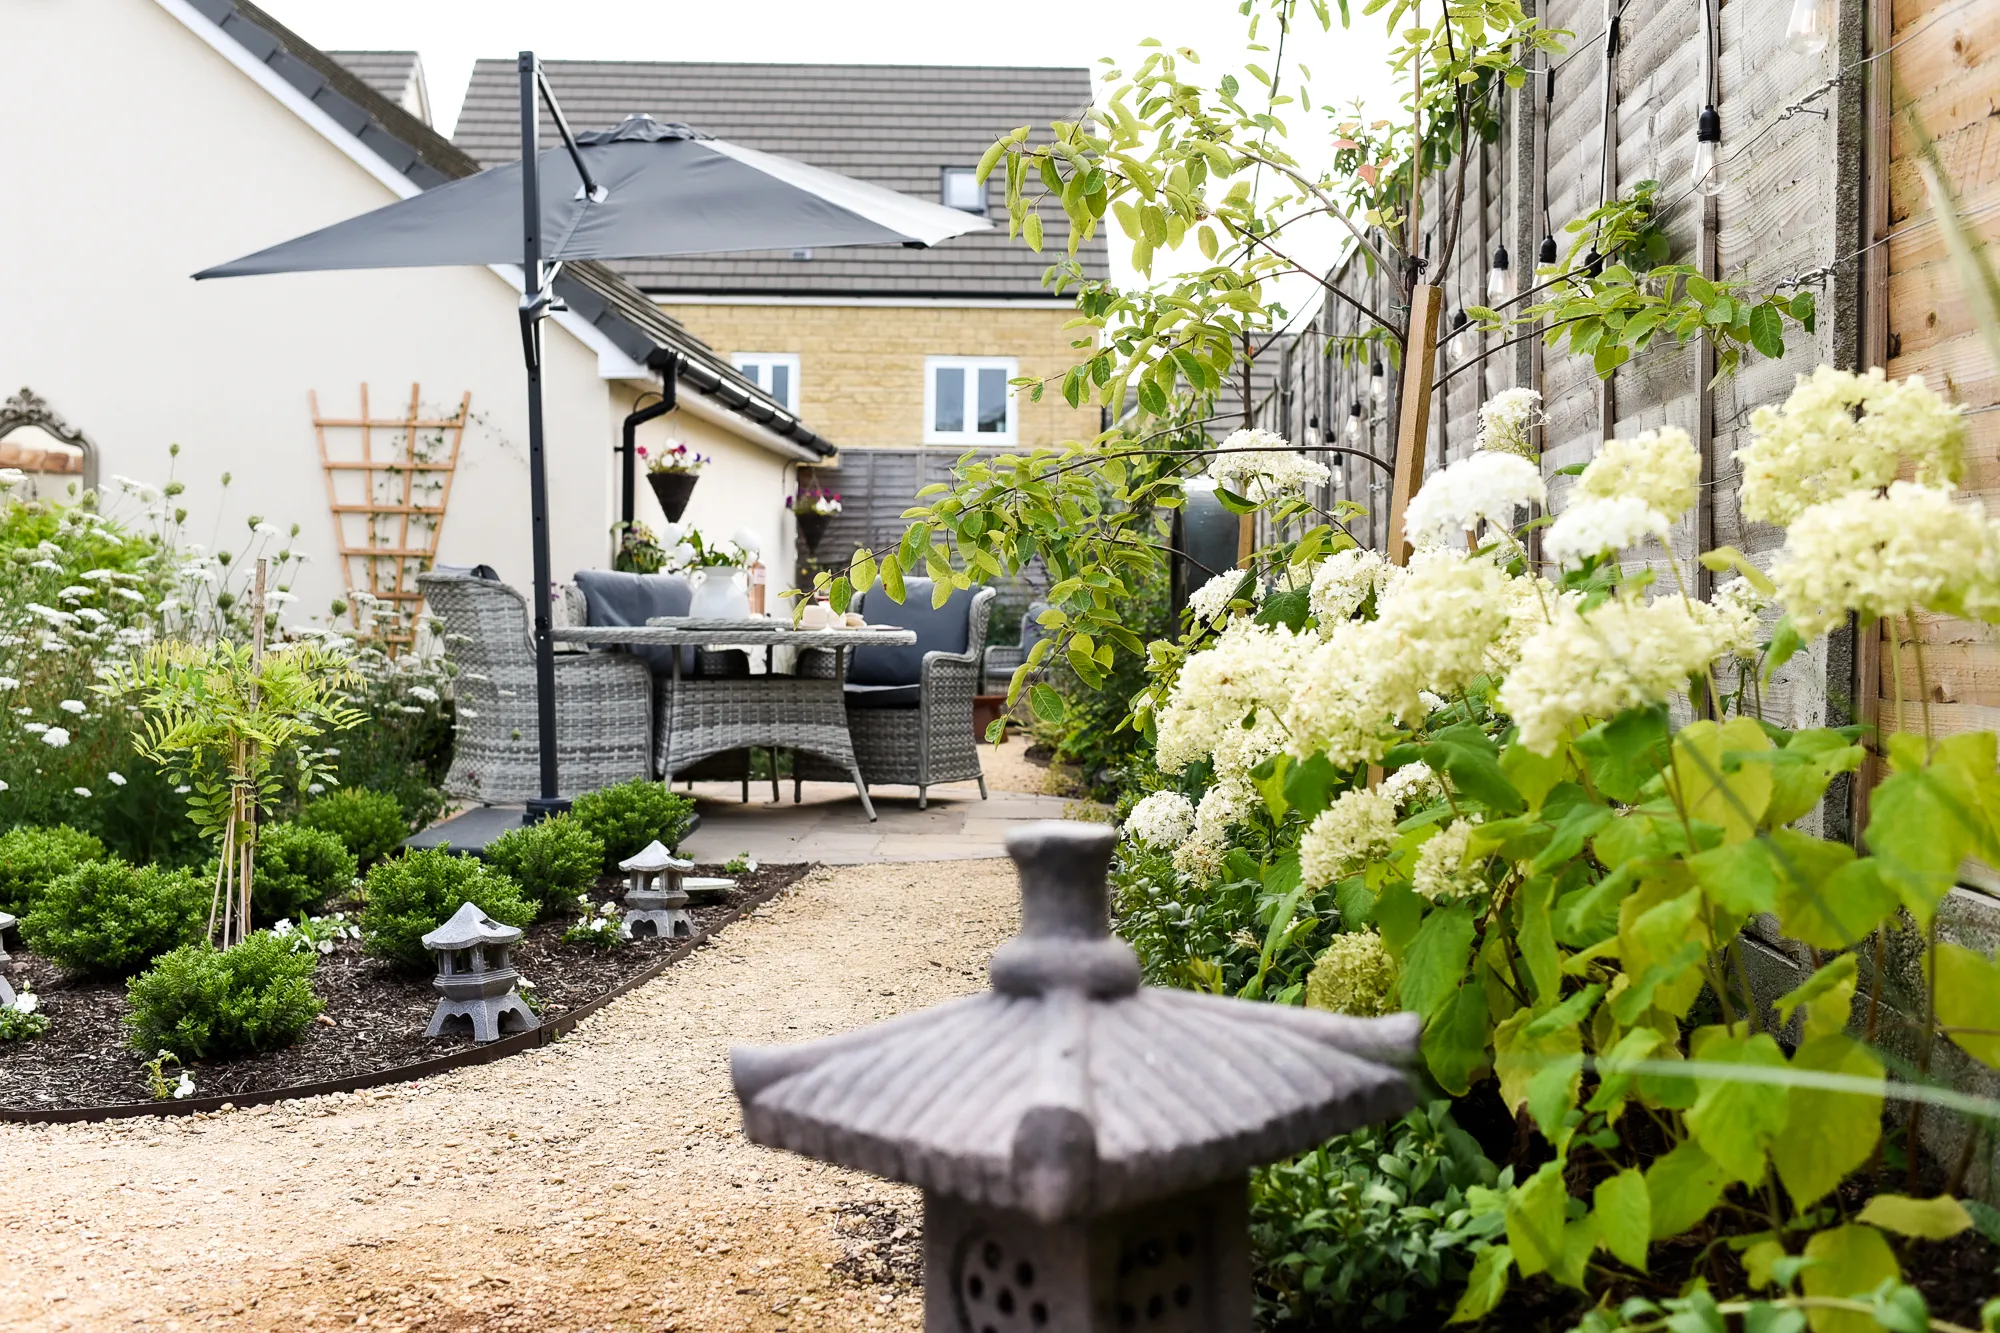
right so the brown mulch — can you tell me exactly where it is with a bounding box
[0,862,809,1113]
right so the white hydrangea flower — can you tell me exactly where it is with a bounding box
[1402,451,1546,549]
[1498,597,1733,755]
[1187,570,1252,625]
[1208,428,1330,500]
[1283,620,1422,769]
[1737,367,1964,525]
[1299,789,1399,887]
[1772,482,2000,637]
[1125,791,1196,848]
[1307,547,1393,627]
[1577,426,1701,521]
[1154,620,1311,778]
[1701,577,1771,660]
[1413,820,1482,901]
[1305,931,1399,1016]
[1190,776,1254,849]
[1381,761,1445,811]
[1544,495,1672,564]
[1374,549,1514,694]
[40,727,70,748]
[1475,388,1543,459]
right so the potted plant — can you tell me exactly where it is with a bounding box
[787,488,842,556]
[640,442,708,522]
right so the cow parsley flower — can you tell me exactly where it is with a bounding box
[1208,428,1329,499]
[58,699,85,715]
[1499,597,1731,754]
[1772,482,2000,636]
[72,787,91,798]
[1187,570,1253,625]
[1375,549,1514,693]
[1308,547,1392,627]
[1125,791,1196,848]
[1577,426,1701,521]
[1305,931,1400,1016]
[1544,495,1672,564]
[1413,820,1482,901]
[1300,789,1399,886]
[1737,367,1964,525]
[40,727,70,748]
[1154,621,1310,778]
[0,677,17,690]
[1401,451,1546,549]
[1477,388,1543,459]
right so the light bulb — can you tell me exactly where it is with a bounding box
[1304,415,1321,448]
[1692,105,1724,198]
[1538,233,1558,266]
[1786,0,1833,54]
[1449,309,1471,357]
[1344,402,1364,445]
[1369,360,1387,405]
[1486,244,1514,300]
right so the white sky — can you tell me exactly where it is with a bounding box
[260,0,1401,300]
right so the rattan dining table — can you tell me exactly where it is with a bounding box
[549,617,917,821]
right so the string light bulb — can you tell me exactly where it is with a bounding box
[1449,309,1471,357]
[1486,244,1514,300]
[1785,0,1833,54]
[1538,233,1558,265]
[1345,401,1364,445]
[1369,359,1387,405]
[1304,415,1321,448]
[1692,105,1724,198]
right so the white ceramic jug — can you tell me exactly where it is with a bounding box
[688,567,751,620]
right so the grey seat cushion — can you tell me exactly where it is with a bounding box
[573,570,694,674]
[843,682,923,709]
[848,580,975,687]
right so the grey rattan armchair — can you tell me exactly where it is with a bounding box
[418,571,653,804]
[981,599,1051,694]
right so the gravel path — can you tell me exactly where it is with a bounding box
[0,858,1022,1333]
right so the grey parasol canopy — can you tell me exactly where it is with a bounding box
[196,114,988,278]
[732,823,1420,1223]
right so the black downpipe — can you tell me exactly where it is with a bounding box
[620,354,678,533]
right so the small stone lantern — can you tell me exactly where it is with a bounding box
[732,822,1420,1333]
[618,839,695,941]
[0,911,16,1007]
[422,902,539,1043]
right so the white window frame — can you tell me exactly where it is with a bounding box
[924,356,1019,445]
[732,352,800,413]
[940,165,986,215]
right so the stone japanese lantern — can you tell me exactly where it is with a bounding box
[619,839,695,941]
[732,822,1420,1333]
[421,902,539,1043]
[0,910,15,1007]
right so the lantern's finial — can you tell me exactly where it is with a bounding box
[990,823,1138,999]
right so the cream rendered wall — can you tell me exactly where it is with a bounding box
[0,0,795,628]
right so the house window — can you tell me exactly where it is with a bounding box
[940,166,986,215]
[733,353,800,413]
[925,357,1016,444]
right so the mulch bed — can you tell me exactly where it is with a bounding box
[0,862,810,1115]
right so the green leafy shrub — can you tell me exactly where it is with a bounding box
[484,814,604,919]
[248,822,357,923]
[20,859,207,976]
[297,788,409,866]
[357,848,535,974]
[0,824,106,915]
[124,932,322,1059]
[570,779,695,867]
[1250,1103,1501,1331]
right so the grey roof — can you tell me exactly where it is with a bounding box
[454,61,1109,299]
[178,0,832,458]
[326,50,432,126]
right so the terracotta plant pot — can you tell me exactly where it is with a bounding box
[648,470,699,522]
[795,510,831,554]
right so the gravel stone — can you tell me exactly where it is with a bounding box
[0,857,1021,1332]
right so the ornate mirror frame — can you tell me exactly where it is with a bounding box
[0,387,98,495]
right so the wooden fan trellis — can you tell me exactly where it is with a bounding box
[311,384,469,652]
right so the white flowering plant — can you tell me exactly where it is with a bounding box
[1104,366,2000,1326]
[562,897,627,950]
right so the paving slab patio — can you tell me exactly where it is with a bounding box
[677,780,1087,865]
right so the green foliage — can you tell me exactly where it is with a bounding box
[0,823,105,915]
[357,848,535,974]
[570,779,696,868]
[123,931,322,1060]
[1037,566,1170,800]
[244,821,357,924]
[297,788,410,866]
[0,1005,50,1041]
[1250,1102,1502,1331]
[562,901,627,950]
[484,814,605,920]
[319,645,453,827]
[20,858,207,977]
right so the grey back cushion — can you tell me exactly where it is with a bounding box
[573,570,694,673]
[848,579,974,686]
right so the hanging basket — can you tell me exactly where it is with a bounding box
[795,510,831,554]
[648,471,699,522]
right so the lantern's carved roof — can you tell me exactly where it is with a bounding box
[421,901,525,950]
[620,840,694,874]
[732,823,1419,1223]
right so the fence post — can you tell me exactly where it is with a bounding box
[1385,284,1444,564]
